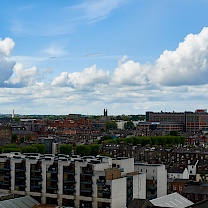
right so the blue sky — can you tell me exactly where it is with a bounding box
[1,0,208,115]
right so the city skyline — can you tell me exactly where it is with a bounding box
[1,0,208,115]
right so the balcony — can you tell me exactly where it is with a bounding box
[3,175,10,179]
[31,176,42,181]
[15,175,26,180]
[81,170,93,176]
[64,178,75,183]
[0,167,11,171]
[63,186,75,191]
[15,185,26,191]
[0,181,10,188]
[16,168,26,172]
[103,190,111,195]
[63,187,75,195]
[80,188,93,193]
[31,185,42,189]
[50,178,58,182]
[31,169,42,173]
[97,180,105,186]
[47,168,58,174]
[64,169,75,175]
[148,186,157,191]
[127,183,133,188]
[127,189,133,196]
[81,180,93,185]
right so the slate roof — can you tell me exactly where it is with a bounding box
[186,199,208,208]
[183,183,208,195]
[128,199,154,208]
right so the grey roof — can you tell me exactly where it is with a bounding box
[0,196,40,208]
[150,193,194,208]
[183,183,208,194]
[186,199,208,208]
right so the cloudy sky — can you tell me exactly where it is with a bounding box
[1,0,208,115]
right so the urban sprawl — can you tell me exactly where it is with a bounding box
[0,109,208,207]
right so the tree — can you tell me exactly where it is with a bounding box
[170,131,178,136]
[21,146,38,153]
[126,137,133,145]
[166,136,174,145]
[89,144,99,156]
[98,135,114,144]
[59,144,73,155]
[116,138,127,144]
[174,137,181,145]
[32,144,46,154]
[0,147,2,154]
[157,137,167,146]
[140,137,151,147]
[200,171,207,182]
[132,137,141,145]
[124,121,135,130]
[100,152,111,157]
[106,121,117,130]
[2,144,20,153]
[75,145,91,156]
[3,148,21,153]
[3,144,19,148]
[20,137,25,143]
[12,134,18,143]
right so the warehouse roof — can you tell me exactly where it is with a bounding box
[0,196,40,208]
[150,193,193,208]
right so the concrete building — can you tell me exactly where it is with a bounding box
[0,153,146,208]
[134,163,167,199]
[146,109,208,132]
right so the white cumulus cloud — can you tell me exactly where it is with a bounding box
[0,58,15,86]
[112,56,151,85]
[51,65,109,88]
[151,27,208,86]
[0,37,15,56]
[0,37,16,86]
[6,63,40,87]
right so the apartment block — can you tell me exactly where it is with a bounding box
[134,163,167,199]
[0,153,146,208]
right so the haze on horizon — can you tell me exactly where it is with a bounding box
[1,0,208,115]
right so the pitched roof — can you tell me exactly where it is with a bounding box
[186,199,208,208]
[128,199,154,208]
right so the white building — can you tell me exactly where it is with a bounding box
[134,163,167,199]
[0,153,146,208]
[168,166,189,180]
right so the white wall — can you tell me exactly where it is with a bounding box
[133,173,146,199]
[134,163,167,198]
[156,165,167,197]
[110,178,127,208]
[113,158,134,176]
